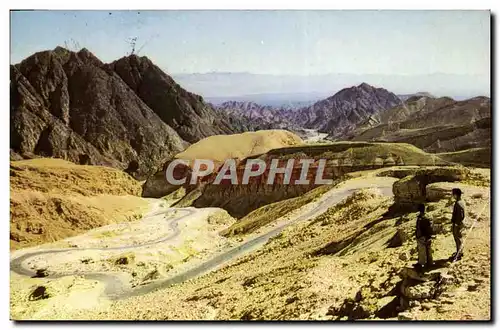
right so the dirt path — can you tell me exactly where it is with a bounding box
[11,178,396,302]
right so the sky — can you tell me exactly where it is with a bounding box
[10,10,490,77]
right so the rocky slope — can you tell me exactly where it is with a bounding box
[349,95,491,154]
[10,47,242,179]
[109,56,237,144]
[293,83,403,138]
[48,167,490,320]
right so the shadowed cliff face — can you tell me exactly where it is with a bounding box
[10,47,245,179]
[191,158,362,218]
[143,156,365,217]
[143,142,448,218]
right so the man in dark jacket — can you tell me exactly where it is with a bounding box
[451,188,466,260]
[415,203,433,269]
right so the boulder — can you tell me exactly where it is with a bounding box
[28,286,50,301]
[393,175,426,205]
[403,281,436,300]
[32,268,49,278]
[426,182,476,202]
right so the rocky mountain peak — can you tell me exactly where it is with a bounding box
[357,82,374,90]
[109,54,236,143]
[293,83,402,137]
[75,47,103,66]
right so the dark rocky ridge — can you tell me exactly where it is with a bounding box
[10,47,242,178]
[293,83,403,137]
[109,55,237,143]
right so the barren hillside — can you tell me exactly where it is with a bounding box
[25,166,489,320]
[10,158,151,250]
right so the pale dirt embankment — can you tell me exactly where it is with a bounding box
[174,129,303,163]
[10,158,151,250]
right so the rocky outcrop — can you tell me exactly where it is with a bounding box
[10,47,244,179]
[397,267,452,311]
[192,159,341,218]
[141,159,194,198]
[392,167,470,208]
[393,176,427,205]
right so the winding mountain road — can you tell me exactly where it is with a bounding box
[10,180,395,301]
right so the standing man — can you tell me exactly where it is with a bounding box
[451,188,466,260]
[415,203,433,269]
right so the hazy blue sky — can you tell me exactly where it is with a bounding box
[11,10,490,76]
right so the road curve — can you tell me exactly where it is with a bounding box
[10,182,395,301]
[10,208,197,294]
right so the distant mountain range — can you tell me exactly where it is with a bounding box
[214,83,405,138]
[10,47,491,178]
[173,72,490,104]
[215,84,491,154]
[206,93,326,108]
[213,101,299,132]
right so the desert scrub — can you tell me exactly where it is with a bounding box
[109,252,136,265]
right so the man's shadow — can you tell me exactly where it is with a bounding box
[419,258,451,272]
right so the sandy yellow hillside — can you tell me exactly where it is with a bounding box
[141,130,304,198]
[175,130,303,163]
[54,167,489,321]
[10,158,151,250]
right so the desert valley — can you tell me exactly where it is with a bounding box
[9,13,491,321]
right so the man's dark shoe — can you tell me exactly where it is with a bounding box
[450,252,463,261]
